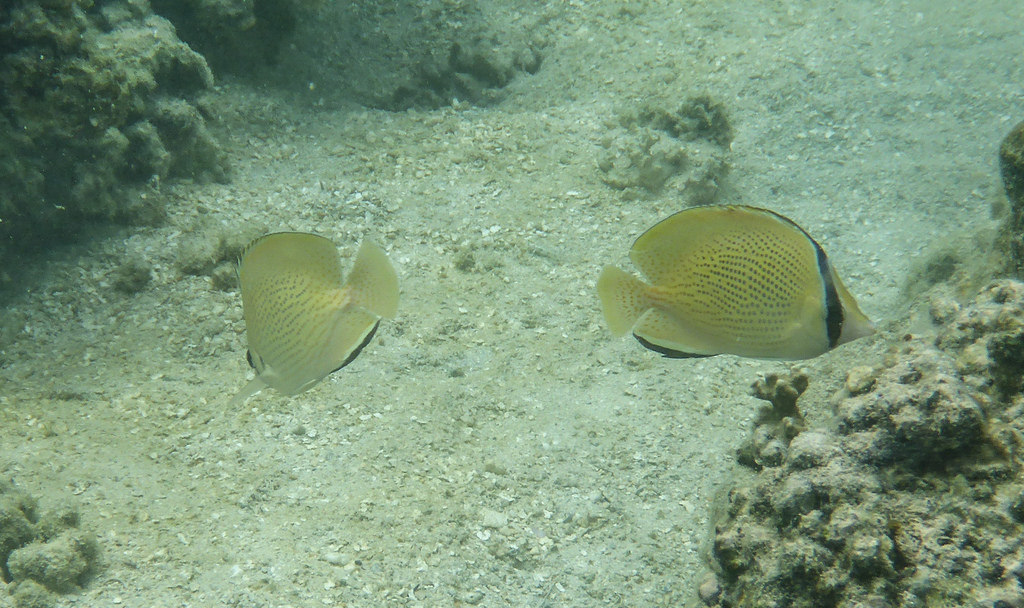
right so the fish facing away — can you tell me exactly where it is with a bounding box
[231,232,399,405]
[597,205,874,360]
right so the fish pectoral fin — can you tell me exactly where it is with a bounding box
[228,376,266,408]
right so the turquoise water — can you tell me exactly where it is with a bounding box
[1,1,1022,606]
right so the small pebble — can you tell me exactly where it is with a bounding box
[323,551,347,565]
[481,508,508,528]
[698,573,721,605]
[483,461,507,475]
[845,366,877,395]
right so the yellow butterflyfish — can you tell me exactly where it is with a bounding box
[597,205,873,360]
[231,232,398,405]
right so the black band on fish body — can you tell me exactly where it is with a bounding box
[247,349,267,374]
[763,207,844,349]
[813,243,843,349]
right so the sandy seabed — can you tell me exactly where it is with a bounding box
[2,1,1022,606]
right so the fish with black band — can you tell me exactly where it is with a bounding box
[597,205,874,360]
[231,232,398,405]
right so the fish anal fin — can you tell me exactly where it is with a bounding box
[331,320,379,374]
[632,308,723,358]
[634,334,711,358]
[325,308,381,373]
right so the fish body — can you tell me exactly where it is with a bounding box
[597,205,873,360]
[233,233,398,403]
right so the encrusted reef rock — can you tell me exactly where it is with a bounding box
[937,280,1024,403]
[996,120,1024,277]
[736,371,808,470]
[283,1,543,110]
[598,96,732,203]
[698,280,1024,608]
[387,32,542,110]
[1,479,98,608]
[147,1,543,109]
[149,0,301,75]
[0,0,229,251]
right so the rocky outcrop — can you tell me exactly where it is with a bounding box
[699,280,1024,607]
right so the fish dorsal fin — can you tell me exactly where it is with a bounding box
[629,205,812,285]
[241,231,345,289]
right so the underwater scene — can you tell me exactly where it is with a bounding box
[2,0,1024,606]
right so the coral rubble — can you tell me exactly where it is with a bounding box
[698,280,1024,607]
[598,96,732,203]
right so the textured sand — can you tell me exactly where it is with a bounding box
[1,1,1021,606]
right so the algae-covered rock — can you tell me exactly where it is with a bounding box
[834,344,987,466]
[697,280,1024,608]
[111,257,154,294]
[996,120,1024,277]
[1001,121,1024,212]
[8,579,55,608]
[148,0,542,110]
[7,532,98,594]
[174,221,264,278]
[149,0,293,75]
[938,280,1024,400]
[387,32,542,109]
[0,479,98,602]
[0,480,38,582]
[0,0,229,252]
[598,96,732,202]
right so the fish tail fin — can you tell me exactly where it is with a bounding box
[346,241,399,318]
[597,265,650,337]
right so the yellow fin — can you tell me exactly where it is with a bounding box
[597,265,650,337]
[601,205,875,360]
[235,233,399,399]
[632,308,720,357]
[228,376,266,408]
[344,241,399,319]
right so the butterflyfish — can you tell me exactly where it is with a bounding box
[597,205,874,360]
[231,232,399,405]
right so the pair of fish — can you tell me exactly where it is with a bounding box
[232,205,873,403]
